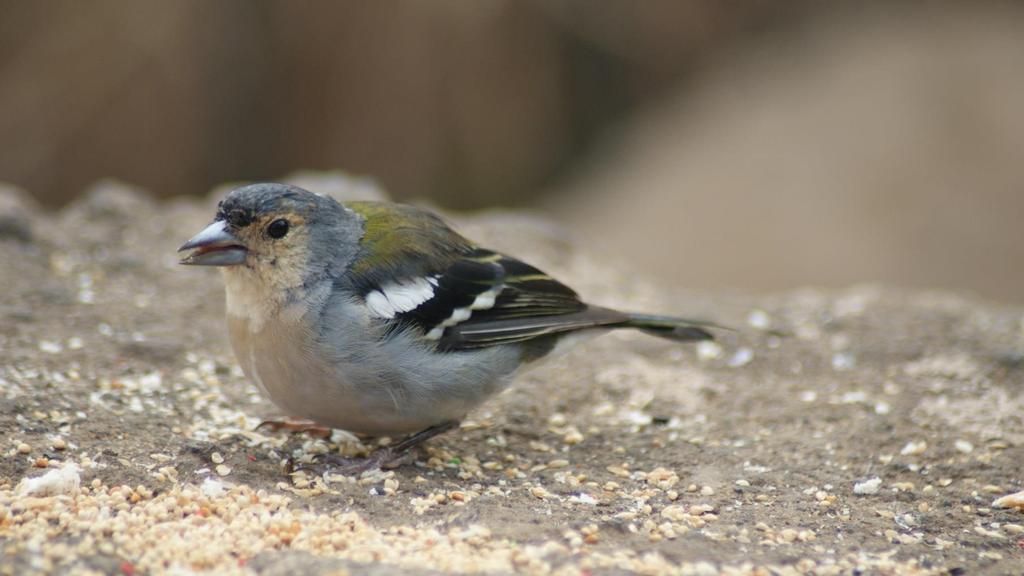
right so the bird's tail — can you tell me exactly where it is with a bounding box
[622,312,721,342]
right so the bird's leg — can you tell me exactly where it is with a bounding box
[256,417,333,439]
[294,420,460,476]
[385,420,460,457]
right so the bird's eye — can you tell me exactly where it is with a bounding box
[267,218,290,239]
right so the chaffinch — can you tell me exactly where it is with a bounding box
[179,183,718,471]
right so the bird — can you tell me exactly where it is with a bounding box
[178,182,718,472]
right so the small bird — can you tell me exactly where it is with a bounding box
[179,183,717,471]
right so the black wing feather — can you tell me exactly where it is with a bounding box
[440,306,630,350]
[398,256,505,330]
[364,248,600,348]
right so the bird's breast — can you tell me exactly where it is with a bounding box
[225,302,419,434]
[222,284,524,435]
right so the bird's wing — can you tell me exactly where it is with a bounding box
[344,201,629,350]
[357,246,619,348]
[343,201,476,288]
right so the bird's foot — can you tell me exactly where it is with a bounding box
[288,420,460,476]
[291,447,419,477]
[256,417,333,439]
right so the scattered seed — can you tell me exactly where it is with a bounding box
[696,341,723,361]
[900,441,927,456]
[993,491,1024,510]
[747,309,771,330]
[563,429,584,445]
[854,478,882,495]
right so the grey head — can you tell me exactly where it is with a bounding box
[178,183,363,286]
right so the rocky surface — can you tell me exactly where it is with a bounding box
[2,178,1023,575]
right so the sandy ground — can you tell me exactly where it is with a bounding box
[2,179,1024,575]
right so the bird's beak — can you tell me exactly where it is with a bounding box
[178,220,248,266]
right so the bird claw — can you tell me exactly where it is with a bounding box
[290,447,418,477]
[283,420,458,477]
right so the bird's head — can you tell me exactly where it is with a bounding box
[178,183,361,293]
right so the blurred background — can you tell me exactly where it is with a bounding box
[2,1,1023,302]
